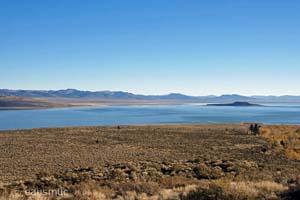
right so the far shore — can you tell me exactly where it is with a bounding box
[1,96,300,111]
[0,99,204,110]
[1,94,232,110]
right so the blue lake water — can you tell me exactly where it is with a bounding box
[0,104,300,130]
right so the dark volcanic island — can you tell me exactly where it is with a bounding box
[207,101,262,107]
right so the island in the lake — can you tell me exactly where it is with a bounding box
[207,101,263,107]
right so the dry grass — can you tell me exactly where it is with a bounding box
[182,180,288,200]
[260,125,300,160]
[227,180,287,198]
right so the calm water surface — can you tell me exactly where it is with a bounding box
[0,104,300,130]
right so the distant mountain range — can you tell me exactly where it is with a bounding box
[1,89,300,103]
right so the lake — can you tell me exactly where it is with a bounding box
[0,104,300,130]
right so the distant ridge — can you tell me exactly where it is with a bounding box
[0,89,249,100]
[0,89,300,103]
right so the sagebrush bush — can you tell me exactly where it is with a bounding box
[182,184,234,200]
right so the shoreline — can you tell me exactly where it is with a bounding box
[0,101,203,111]
[2,95,300,111]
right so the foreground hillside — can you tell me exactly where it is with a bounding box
[0,124,299,199]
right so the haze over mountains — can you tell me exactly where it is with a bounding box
[1,89,300,103]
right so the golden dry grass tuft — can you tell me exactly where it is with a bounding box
[260,125,300,160]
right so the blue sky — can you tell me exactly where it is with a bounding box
[0,0,300,95]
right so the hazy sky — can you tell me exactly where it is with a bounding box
[1,0,300,95]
